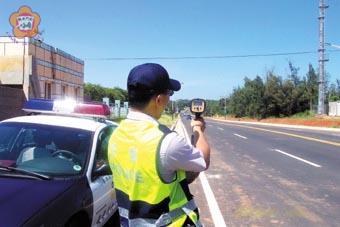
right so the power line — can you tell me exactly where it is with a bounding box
[85,49,340,61]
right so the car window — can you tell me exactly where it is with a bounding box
[0,122,93,177]
[93,126,115,171]
[0,125,21,159]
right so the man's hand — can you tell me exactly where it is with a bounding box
[186,171,200,184]
[191,117,206,132]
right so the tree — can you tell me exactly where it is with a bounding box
[84,83,106,101]
[304,64,318,111]
[205,100,222,116]
[288,61,300,87]
[328,79,340,102]
[264,72,285,117]
[243,76,265,118]
[281,79,295,116]
[219,97,229,116]
[84,83,127,103]
[224,64,322,118]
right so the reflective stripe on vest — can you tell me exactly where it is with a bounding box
[108,119,200,226]
[119,199,202,227]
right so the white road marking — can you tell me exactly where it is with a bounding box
[211,119,340,147]
[199,172,227,227]
[273,149,322,168]
[180,120,226,227]
[217,127,224,131]
[233,133,247,139]
[207,174,222,179]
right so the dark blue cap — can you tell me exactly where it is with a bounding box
[127,63,181,93]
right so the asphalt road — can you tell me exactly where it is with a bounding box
[180,117,340,227]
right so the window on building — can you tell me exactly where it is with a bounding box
[45,82,51,99]
[62,85,67,98]
[75,87,79,100]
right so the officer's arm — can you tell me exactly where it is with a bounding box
[185,118,210,184]
[191,118,210,169]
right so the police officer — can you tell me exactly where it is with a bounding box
[108,63,210,227]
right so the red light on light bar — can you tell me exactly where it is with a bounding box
[74,103,111,116]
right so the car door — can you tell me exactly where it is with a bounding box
[89,126,117,227]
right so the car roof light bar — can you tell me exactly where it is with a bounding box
[23,99,111,118]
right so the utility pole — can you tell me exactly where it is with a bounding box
[318,0,328,115]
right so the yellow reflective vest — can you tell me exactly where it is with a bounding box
[108,119,201,227]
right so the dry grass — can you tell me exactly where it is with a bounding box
[159,114,176,127]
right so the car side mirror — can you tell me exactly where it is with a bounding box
[93,163,111,178]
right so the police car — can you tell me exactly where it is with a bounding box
[0,99,118,227]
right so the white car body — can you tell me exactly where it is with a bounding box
[1,115,118,226]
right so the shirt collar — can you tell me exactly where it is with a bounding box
[127,109,159,124]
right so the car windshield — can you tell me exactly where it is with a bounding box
[0,122,93,177]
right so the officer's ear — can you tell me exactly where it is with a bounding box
[155,94,167,107]
[147,94,161,111]
[155,94,161,105]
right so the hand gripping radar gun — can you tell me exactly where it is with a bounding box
[190,98,206,119]
[189,98,206,147]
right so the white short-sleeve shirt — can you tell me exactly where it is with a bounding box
[127,110,206,182]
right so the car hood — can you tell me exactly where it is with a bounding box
[0,176,76,226]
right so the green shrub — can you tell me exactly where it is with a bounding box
[290,110,315,119]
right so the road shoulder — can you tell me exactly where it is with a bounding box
[209,117,340,132]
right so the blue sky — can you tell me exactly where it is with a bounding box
[1,0,340,100]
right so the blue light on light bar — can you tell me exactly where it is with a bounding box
[23,99,54,111]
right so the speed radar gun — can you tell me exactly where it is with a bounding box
[189,98,206,146]
[190,98,206,119]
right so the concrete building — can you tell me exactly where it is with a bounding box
[0,37,84,101]
[329,101,340,116]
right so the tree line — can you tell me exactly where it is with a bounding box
[84,84,224,116]
[223,63,340,118]
[84,83,128,104]
[84,63,340,119]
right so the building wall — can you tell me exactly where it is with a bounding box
[28,39,84,101]
[0,56,25,84]
[0,37,84,101]
[0,38,26,55]
[0,85,26,121]
[329,102,340,116]
[0,38,27,85]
